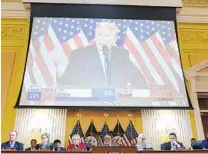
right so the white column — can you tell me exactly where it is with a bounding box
[190,76,204,140]
[14,109,67,148]
[142,110,192,150]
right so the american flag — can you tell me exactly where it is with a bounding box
[85,120,103,146]
[100,122,110,144]
[24,18,186,105]
[112,120,128,146]
[123,120,138,146]
[69,120,85,144]
[124,20,184,102]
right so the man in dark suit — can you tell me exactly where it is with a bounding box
[201,132,208,149]
[51,139,66,151]
[161,132,185,150]
[25,139,38,151]
[57,22,147,89]
[1,130,24,151]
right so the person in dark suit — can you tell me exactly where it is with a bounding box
[1,130,24,151]
[57,22,147,89]
[36,133,51,150]
[161,132,185,150]
[201,132,208,149]
[188,138,196,150]
[25,139,38,151]
[50,139,66,151]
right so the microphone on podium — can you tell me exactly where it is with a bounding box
[102,45,110,60]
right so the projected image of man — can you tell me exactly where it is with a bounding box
[57,22,147,89]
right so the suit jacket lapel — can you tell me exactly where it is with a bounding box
[90,46,107,84]
[168,142,172,150]
[14,142,17,149]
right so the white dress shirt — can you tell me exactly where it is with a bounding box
[98,49,110,80]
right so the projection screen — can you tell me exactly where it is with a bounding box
[18,17,190,107]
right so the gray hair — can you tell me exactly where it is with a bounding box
[72,134,80,140]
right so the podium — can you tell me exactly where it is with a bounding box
[92,146,137,153]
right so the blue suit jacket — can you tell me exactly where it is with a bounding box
[1,141,24,151]
[201,139,208,149]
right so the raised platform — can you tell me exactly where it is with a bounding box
[2,147,208,154]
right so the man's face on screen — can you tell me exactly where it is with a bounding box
[95,22,117,50]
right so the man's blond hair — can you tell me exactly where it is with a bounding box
[96,22,119,35]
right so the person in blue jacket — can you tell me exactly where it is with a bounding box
[1,130,24,151]
[201,132,208,149]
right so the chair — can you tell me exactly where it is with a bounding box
[192,141,202,149]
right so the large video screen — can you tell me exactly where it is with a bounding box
[19,17,189,107]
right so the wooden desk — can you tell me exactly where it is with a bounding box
[138,150,208,154]
[1,149,208,153]
[92,146,137,153]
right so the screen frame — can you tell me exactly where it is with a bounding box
[14,3,193,109]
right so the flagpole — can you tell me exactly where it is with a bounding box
[117,114,120,136]
[104,113,109,135]
[90,117,93,136]
[128,114,133,144]
[76,113,81,135]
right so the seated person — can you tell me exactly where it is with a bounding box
[67,134,86,151]
[36,133,51,150]
[136,134,152,150]
[25,139,38,151]
[103,134,118,146]
[85,136,98,151]
[51,139,66,151]
[189,138,196,150]
[201,132,208,149]
[112,136,123,146]
[1,130,24,151]
[161,132,185,150]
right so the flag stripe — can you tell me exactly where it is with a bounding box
[44,33,55,51]
[123,134,131,146]
[166,44,180,66]
[125,37,156,85]
[74,34,84,48]
[32,40,48,84]
[39,36,56,84]
[62,42,72,59]
[127,28,163,85]
[48,25,69,67]
[141,41,171,85]
[67,39,78,51]
[149,34,179,92]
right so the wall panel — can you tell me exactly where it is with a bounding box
[142,110,192,149]
[1,52,16,118]
[14,109,67,148]
[1,19,29,142]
